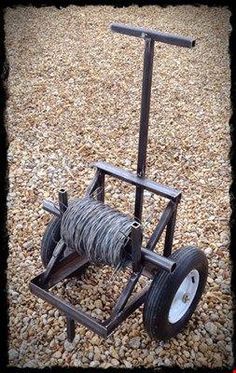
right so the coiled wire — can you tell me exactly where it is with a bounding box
[60,197,135,267]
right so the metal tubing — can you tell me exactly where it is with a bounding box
[42,239,66,283]
[30,279,150,339]
[164,204,178,257]
[92,162,181,201]
[104,285,150,336]
[85,169,101,197]
[111,23,195,48]
[47,253,89,289]
[141,247,176,272]
[134,37,155,222]
[43,200,61,217]
[136,37,155,179]
[96,171,105,202]
[146,201,175,251]
[59,189,68,214]
[131,221,143,272]
[111,269,143,316]
[66,316,75,342]
[30,281,108,338]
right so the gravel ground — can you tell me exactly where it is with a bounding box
[5,5,233,369]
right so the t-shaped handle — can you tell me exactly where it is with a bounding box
[110,23,195,48]
[110,22,195,222]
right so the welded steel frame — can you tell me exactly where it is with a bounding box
[30,164,180,341]
[30,23,195,341]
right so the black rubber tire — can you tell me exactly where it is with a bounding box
[143,246,208,341]
[41,217,61,268]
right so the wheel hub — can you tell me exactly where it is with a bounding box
[182,293,190,303]
[168,269,200,324]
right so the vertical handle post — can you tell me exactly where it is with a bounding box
[134,36,155,221]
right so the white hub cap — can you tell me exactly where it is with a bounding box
[168,269,200,324]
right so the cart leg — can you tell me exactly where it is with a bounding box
[66,316,75,342]
[164,207,177,257]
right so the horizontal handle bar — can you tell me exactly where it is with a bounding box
[92,161,181,201]
[111,23,195,48]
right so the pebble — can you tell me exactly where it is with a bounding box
[205,247,212,255]
[90,336,100,345]
[23,241,33,250]
[64,340,74,352]
[8,348,19,360]
[89,360,100,367]
[57,333,66,341]
[129,337,141,349]
[199,342,208,353]
[53,351,62,359]
[74,359,82,366]
[23,360,37,368]
[164,358,172,366]
[183,351,190,358]
[111,358,120,366]
[74,335,81,344]
[124,360,133,368]
[205,322,217,335]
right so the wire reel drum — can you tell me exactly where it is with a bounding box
[60,197,135,268]
[41,197,136,271]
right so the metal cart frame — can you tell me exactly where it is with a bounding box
[30,23,195,342]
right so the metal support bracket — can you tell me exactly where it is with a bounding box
[131,221,143,273]
[85,169,105,202]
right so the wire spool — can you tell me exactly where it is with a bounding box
[60,197,135,268]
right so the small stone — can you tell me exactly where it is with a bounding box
[64,340,74,352]
[183,351,190,358]
[74,335,81,344]
[145,354,154,364]
[103,363,112,369]
[210,313,218,321]
[131,350,139,359]
[164,358,172,366]
[94,299,102,308]
[205,322,217,335]
[129,337,141,349]
[9,290,19,300]
[53,351,62,359]
[8,349,19,360]
[192,334,200,342]
[57,333,66,341]
[23,360,37,368]
[89,360,100,367]
[74,359,82,366]
[205,247,212,255]
[199,342,208,353]
[90,335,100,345]
[111,358,119,366]
[124,360,133,368]
[23,241,33,250]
